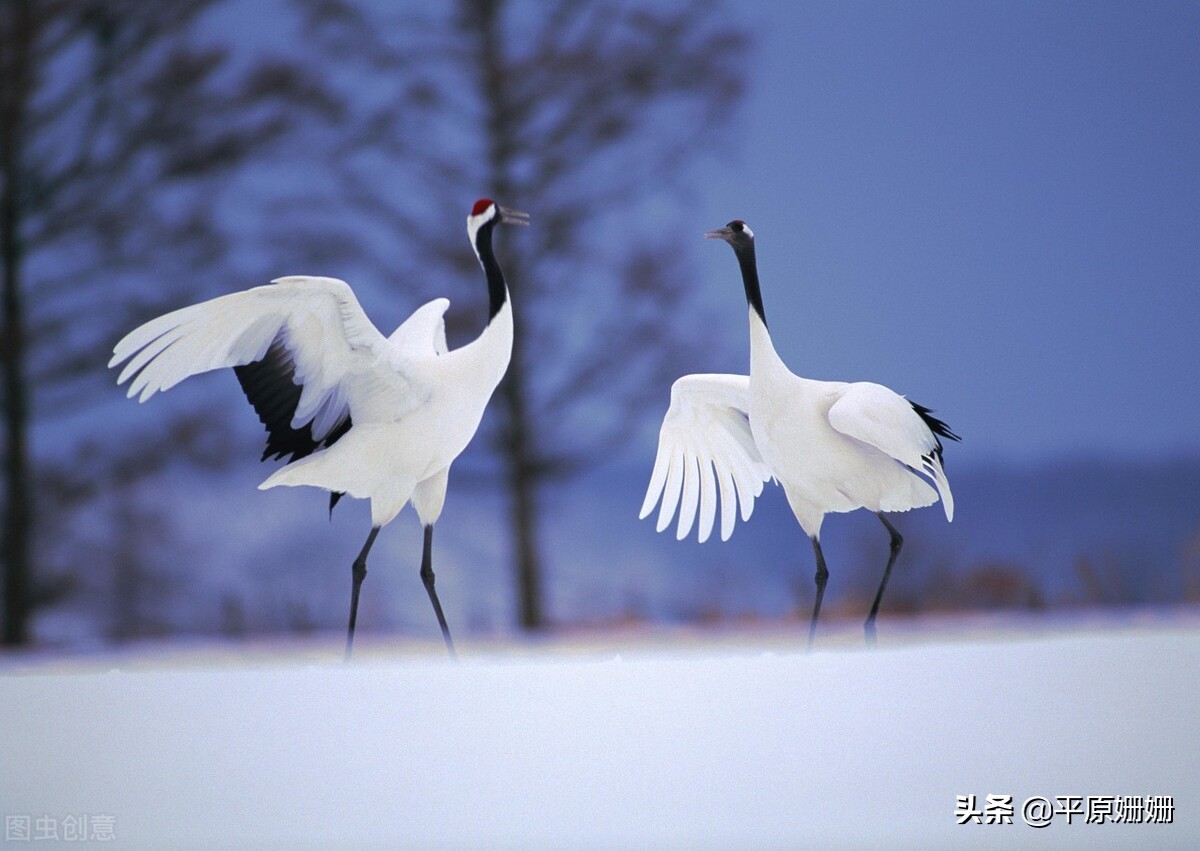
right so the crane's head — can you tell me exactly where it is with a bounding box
[704,219,755,251]
[707,219,765,322]
[467,198,531,244]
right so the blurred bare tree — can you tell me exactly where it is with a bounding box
[0,0,337,644]
[287,0,747,630]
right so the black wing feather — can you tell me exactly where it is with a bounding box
[233,335,352,463]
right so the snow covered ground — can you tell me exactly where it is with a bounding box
[3,612,1198,849]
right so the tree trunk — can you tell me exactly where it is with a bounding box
[1,0,32,645]
[472,0,546,629]
[498,256,545,630]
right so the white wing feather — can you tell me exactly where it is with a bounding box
[640,374,772,543]
[827,382,954,521]
[388,297,450,357]
[108,276,415,437]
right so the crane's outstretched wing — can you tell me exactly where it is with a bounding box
[109,276,415,463]
[640,374,772,543]
[826,382,958,521]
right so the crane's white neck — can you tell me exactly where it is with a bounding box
[748,305,788,380]
[730,238,788,382]
[467,292,513,384]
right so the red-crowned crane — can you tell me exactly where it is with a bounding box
[641,219,959,647]
[109,199,529,659]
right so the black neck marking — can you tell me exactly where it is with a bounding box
[732,240,767,327]
[474,216,508,321]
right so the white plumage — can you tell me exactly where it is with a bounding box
[639,373,771,544]
[109,199,529,658]
[641,219,959,646]
[112,277,431,489]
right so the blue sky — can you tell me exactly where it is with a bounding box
[680,1,1200,462]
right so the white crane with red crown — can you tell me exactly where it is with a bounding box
[110,199,529,659]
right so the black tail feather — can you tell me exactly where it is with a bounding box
[910,401,961,461]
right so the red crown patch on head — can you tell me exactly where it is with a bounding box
[471,198,495,217]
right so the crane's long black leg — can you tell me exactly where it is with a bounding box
[808,537,829,650]
[345,525,381,662]
[865,514,903,647]
[420,525,457,660]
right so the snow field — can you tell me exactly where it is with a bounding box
[2,618,1197,849]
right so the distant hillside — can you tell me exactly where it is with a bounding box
[42,456,1200,644]
[535,456,1200,627]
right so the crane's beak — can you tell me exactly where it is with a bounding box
[498,206,530,226]
[705,226,734,241]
